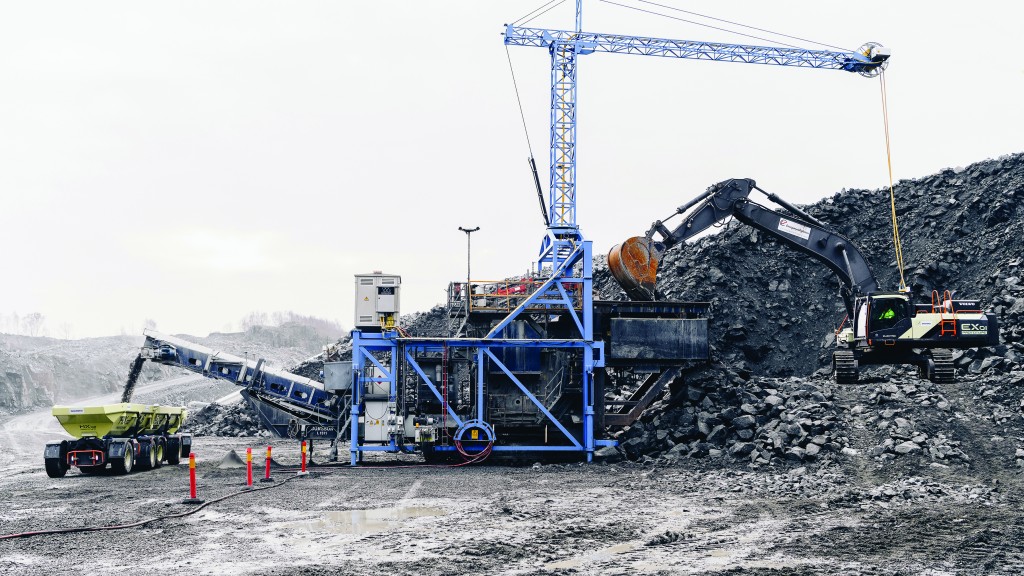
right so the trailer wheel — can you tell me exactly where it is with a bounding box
[153,441,165,468]
[111,446,134,475]
[166,438,181,465]
[44,458,68,478]
[137,441,157,470]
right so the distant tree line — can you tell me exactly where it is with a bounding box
[0,312,49,337]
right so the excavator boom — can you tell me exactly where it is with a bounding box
[608,178,880,314]
[609,177,999,385]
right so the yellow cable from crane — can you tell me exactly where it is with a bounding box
[879,70,907,291]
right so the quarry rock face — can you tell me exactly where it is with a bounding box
[0,335,168,411]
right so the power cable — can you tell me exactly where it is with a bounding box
[878,70,907,291]
[634,0,850,52]
[0,470,305,541]
[0,448,499,541]
[505,45,535,158]
[521,0,568,26]
[512,0,562,26]
[598,0,815,51]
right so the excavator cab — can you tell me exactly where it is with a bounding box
[865,294,912,340]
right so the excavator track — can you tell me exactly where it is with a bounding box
[833,349,858,384]
[929,348,955,384]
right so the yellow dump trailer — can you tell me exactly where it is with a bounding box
[44,403,192,478]
[51,403,187,438]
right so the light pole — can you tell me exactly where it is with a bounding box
[458,226,479,304]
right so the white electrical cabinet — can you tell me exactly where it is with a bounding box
[354,272,401,329]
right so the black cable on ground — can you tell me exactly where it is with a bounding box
[308,447,492,470]
[2,448,499,540]
[0,471,306,541]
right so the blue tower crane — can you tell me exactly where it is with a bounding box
[504,0,890,255]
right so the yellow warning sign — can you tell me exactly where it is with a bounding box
[471,429,479,440]
[363,296,369,301]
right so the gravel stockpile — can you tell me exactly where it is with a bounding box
[602,364,845,465]
[591,153,1024,464]
[595,152,1024,378]
[185,401,269,437]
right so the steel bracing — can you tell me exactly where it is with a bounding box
[349,242,606,465]
[504,26,878,71]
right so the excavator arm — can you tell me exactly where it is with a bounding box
[608,178,880,315]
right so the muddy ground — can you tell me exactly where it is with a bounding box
[2,375,1023,576]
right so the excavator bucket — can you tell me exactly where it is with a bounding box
[608,236,662,300]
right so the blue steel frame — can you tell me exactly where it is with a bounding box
[349,242,610,465]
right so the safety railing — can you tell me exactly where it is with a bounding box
[446,278,584,315]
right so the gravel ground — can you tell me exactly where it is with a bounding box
[2,427,1023,575]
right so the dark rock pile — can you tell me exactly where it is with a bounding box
[857,381,969,462]
[595,152,1024,379]
[184,401,269,437]
[602,365,845,465]
[593,152,1024,465]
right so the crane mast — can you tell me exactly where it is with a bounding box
[503,2,890,254]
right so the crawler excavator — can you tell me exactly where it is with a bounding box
[608,178,999,384]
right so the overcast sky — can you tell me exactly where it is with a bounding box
[1,1,1021,339]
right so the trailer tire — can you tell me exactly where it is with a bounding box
[138,441,157,470]
[111,446,134,475]
[166,438,181,465]
[44,458,68,478]
[153,441,164,468]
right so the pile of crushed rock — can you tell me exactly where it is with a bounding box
[184,401,270,437]
[601,363,845,464]
[593,153,1024,465]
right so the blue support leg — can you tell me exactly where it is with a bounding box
[350,330,363,466]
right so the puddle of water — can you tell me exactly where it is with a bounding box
[546,541,640,570]
[284,506,445,535]
[709,549,731,557]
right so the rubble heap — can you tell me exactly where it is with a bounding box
[605,364,845,464]
[595,153,1024,378]
[594,152,1024,464]
[185,401,269,437]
